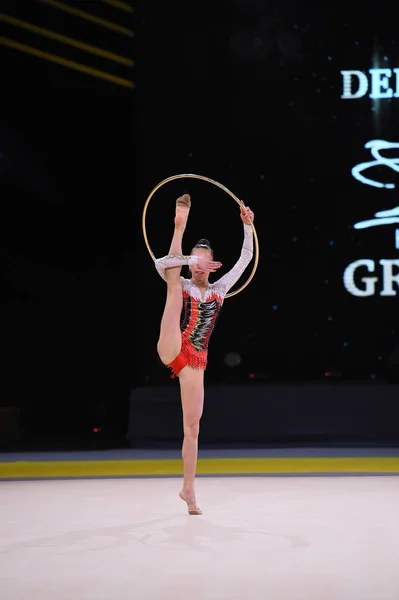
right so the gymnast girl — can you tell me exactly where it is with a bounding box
[155,193,254,514]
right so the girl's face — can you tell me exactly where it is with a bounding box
[190,248,213,285]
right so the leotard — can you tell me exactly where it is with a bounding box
[155,223,253,376]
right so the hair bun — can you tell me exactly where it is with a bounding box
[191,238,214,258]
[196,238,211,247]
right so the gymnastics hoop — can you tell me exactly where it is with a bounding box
[142,173,259,299]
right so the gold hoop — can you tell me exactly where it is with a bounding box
[142,173,259,298]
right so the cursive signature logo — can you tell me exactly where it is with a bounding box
[352,140,399,235]
[343,142,399,296]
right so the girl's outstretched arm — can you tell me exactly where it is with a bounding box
[155,254,198,282]
[213,205,254,295]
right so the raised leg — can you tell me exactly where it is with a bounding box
[178,366,204,515]
[157,194,191,365]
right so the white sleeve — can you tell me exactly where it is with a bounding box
[213,224,253,295]
[155,254,199,282]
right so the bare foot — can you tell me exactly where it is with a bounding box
[179,489,202,515]
[175,194,191,229]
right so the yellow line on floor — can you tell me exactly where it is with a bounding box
[102,0,133,13]
[0,37,134,88]
[0,13,133,66]
[40,0,133,37]
[1,457,399,479]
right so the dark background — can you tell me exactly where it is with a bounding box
[136,0,399,383]
[1,0,399,449]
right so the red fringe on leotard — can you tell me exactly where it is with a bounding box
[167,336,208,378]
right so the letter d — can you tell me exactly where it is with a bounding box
[341,70,369,99]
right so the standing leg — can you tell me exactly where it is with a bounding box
[157,194,191,365]
[178,366,204,514]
